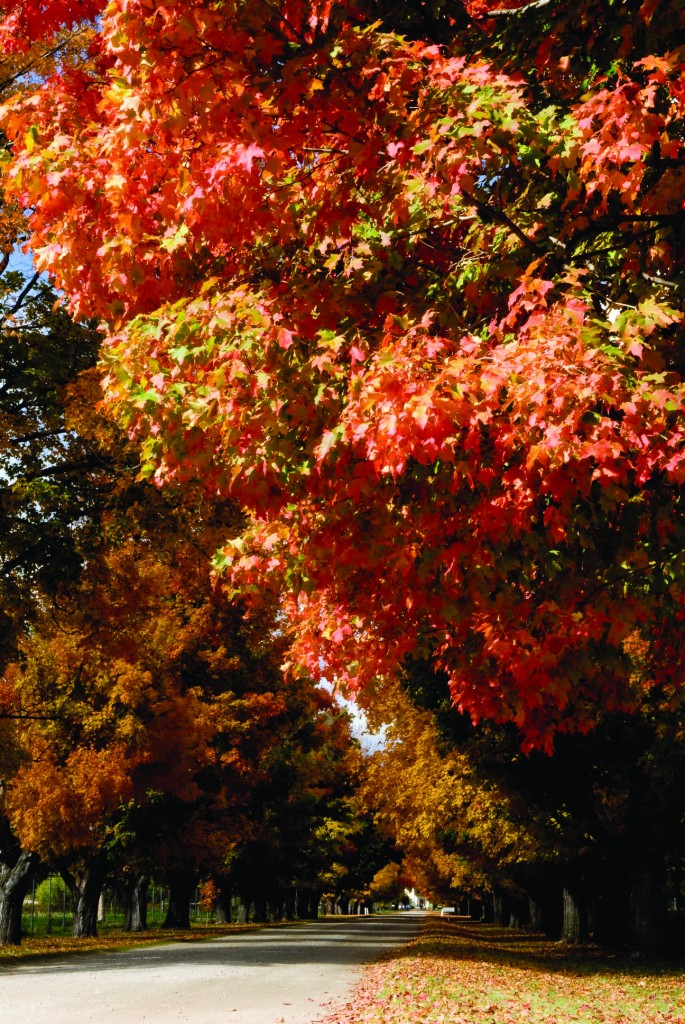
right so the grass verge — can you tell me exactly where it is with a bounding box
[0,922,264,962]
[322,917,685,1024]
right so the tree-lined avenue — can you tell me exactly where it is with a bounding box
[0,912,425,1024]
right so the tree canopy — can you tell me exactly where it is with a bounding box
[0,0,684,753]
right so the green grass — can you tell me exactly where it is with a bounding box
[323,918,685,1024]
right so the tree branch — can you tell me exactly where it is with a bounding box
[10,428,70,445]
[475,0,558,20]
[462,190,542,255]
[22,455,114,482]
[0,28,89,96]
[0,271,40,330]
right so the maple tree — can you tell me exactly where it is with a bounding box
[0,23,93,258]
[361,660,685,951]
[360,675,547,907]
[0,271,371,943]
[2,521,363,938]
[0,0,684,753]
[0,28,102,668]
[3,541,217,936]
[215,693,365,923]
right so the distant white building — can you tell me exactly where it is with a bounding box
[404,887,431,909]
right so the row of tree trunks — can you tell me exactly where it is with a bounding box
[229,886,322,923]
[1,835,324,945]
[487,865,667,953]
[0,852,665,948]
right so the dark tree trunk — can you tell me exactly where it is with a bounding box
[492,890,511,926]
[469,897,483,921]
[591,869,630,948]
[528,895,544,932]
[62,858,107,938]
[508,894,530,930]
[560,886,588,944]
[629,868,665,954]
[123,873,148,932]
[270,893,284,922]
[298,889,321,919]
[0,839,39,946]
[527,881,562,938]
[480,894,494,923]
[215,880,232,924]
[163,873,195,929]
[283,888,296,920]
[253,893,268,923]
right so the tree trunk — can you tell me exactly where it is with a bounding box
[560,886,588,944]
[62,858,107,938]
[123,873,149,932]
[492,890,511,926]
[253,893,268,923]
[271,893,285,922]
[479,894,494,923]
[508,894,529,930]
[469,896,483,921]
[298,889,321,919]
[215,880,232,924]
[163,873,195,929]
[527,883,562,938]
[0,847,39,946]
[528,895,544,932]
[591,868,629,948]
[283,888,296,920]
[629,868,664,954]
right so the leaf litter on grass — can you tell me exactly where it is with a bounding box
[321,919,685,1024]
[0,922,264,961]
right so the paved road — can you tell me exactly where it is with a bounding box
[0,913,425,1024]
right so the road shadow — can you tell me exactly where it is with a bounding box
[389,917,685,982]
[4,914,426,976]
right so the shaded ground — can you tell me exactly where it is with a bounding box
[0,912,425,1024]
[322,918,685,1024]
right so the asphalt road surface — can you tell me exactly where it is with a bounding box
[0,912,425,1024]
